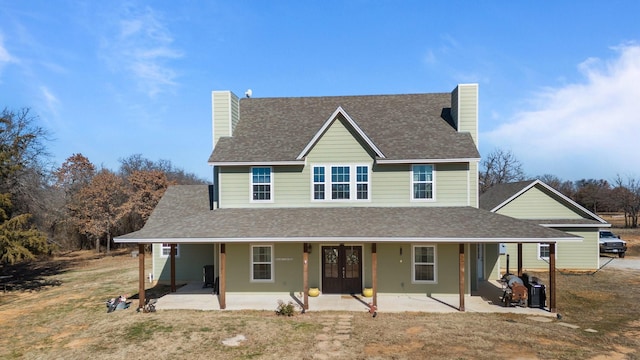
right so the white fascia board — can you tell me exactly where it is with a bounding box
[114,237,218,244]
[296,106,385,160]
[377,158,480,164]
[533,180,609,224]
[115,236,581,244]
[207,161,305,166]
[539,223,611,228]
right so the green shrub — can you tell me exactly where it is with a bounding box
[275,300,297,316]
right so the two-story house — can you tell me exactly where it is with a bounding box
[115,84,579,312]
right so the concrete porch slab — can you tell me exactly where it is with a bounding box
[152,281,554,316]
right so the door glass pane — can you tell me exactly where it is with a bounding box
[345,248,359,278]
[324,248,338,278]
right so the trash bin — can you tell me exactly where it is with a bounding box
[528,283,546,308]
[522,273,546,309]
[203,265,214,288]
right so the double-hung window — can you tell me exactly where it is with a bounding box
[538,243,550,260]
[412,245,436,283]
[313,167,325,200]
[160,243,179,258]
[411,164,434,200]
[312,165,370,201]
[331,166,350,199]
[251,167,272,201]
[356,166,368,200]
[251,245,273,282]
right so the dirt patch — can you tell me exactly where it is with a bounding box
[364,341,423,356]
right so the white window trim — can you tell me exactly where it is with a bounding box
[160,243,180,258]
[411,244,437,284]
[250,244,274,283]
[310,164,371,202]
[250,166,274,203]
[410,164,436,202]
[537,243,556,261]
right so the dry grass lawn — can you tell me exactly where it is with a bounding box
[1,232,640,359]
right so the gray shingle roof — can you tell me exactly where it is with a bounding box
[479,180,535,211]
[208,93,480,163]
[115,186,578,243]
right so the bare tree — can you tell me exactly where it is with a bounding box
[573,179,612,214]
[479,148,526,193]
[536,174,576,199]
[613,175,640,228]
[118,154,206,185]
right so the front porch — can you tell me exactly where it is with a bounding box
[150,280,554,316]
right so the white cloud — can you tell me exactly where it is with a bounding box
[101,6,183,97]
[482,44,640,180]
[40,85,61,117]
[0,33,18,73]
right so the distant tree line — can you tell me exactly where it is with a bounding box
[480,148,640,227]
[0,107,206,264]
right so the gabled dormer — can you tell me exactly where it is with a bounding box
[296,106,385,161]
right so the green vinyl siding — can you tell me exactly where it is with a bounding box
[375,243,470,295]
[153,243,216,284]
[497,186,585,219]
[456,84,478,146]
[451,84,478,146]
[153,242,475,295]
[434,163,470,206]
[306,116,375,162]
[469,161,479,207]
[225,243,303,292]
[212,91,239,148]
[499,229,597,271]
[219,163,473,208]
[484,243,501,280]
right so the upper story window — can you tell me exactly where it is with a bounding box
[251,167,272,201]
[312,165,370,201]
[313,166,325,200]
[411,164,434,200]
[356,166,368,200]
[331,166,350,199]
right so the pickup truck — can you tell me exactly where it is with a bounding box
[599,230,627,258]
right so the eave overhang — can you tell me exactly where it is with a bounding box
[115,236,581,244]
[208,160,305,166]
[376,158,480,165]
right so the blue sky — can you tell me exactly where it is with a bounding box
[1,1,639,182]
